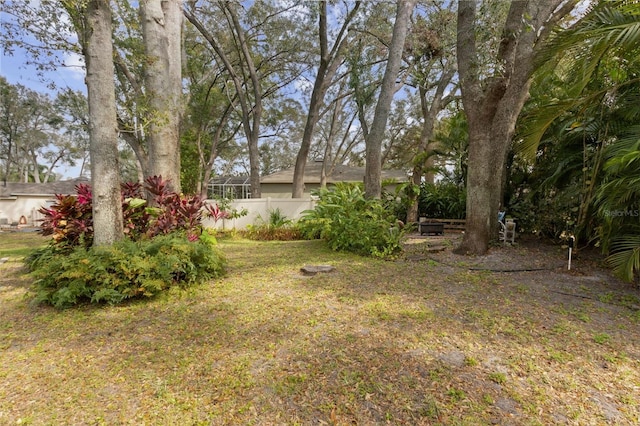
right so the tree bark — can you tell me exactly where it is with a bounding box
[455,0,578,255]
[225,3,263,198]
[199,102,234,199]
[84,0,124,246]
[364,0,417,199]
[140,0,183,192]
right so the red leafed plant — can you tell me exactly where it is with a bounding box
[38,176,230,249]
[38,183,94,249]
[204,203,230,222]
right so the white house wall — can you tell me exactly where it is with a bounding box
[0,196,318,230]
[202,197,317,230]
[0,195,52,226]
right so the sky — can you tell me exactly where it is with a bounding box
[0,47,85,94]
[1,42,87,179]
[1,0,85,93]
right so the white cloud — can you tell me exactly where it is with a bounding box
[61,51,85,82]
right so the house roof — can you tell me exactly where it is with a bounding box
[261,162,409,184]
[209,176,251,186]
[0,178,88,198]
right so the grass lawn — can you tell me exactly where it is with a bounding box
[0,231,45,259]
[0,231,639,425]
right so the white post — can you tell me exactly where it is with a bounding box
[568,236,575,270]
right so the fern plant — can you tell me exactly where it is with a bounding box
[28,232,226,308]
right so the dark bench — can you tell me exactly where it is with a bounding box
[419,222,444,235]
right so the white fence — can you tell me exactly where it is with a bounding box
[202,197,317,230]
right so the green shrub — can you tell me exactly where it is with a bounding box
[244,209,303,241]
[27,232,226,309]
[382,182,421,223]
[418,182,466,219]
[507,187,578,238]
[38,176,231,250]
[299,183,404,257]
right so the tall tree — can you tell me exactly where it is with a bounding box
[67,0,124,245]
[404,7,458,223]
[184,2,263,196]
[364,0,417,199]
[140,0,184,192]
[111,0,149,183]
[181,38,239,197]
[455,0,579,255]
[184,0,306,198]
[1,0,184,191]
[291,0,361,198]
[316,79,364,186]
[0,78,85,183]
[54,88,91,178]
[0,80,49,184]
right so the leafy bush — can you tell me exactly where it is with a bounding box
[38,176,229,249]
[31,176,230,308]
[418,182,466,219]
[382,182,421,223]
[27,232,226,308]
[244,208,303,241]
[210,195,249,221]
[38,183,94,249]
[507,185,579,238]
[299,183,404,257]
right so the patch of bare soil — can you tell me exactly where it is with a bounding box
[405,232,638,301]
[401,232,640,424]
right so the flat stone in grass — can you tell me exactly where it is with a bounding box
[300,265,336,276]
[590,391,623,423]
[437,350,466,368]
[495,397,520,416]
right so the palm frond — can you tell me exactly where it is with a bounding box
[516,98,578,160]
[521,1,640,158]
[603,136,640,170]
[606,234,640,282]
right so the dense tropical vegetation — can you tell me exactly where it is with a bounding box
[511,0,640,282]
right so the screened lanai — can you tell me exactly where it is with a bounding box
[207,176,251,199]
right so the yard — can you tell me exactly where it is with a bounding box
[1,232,639,425]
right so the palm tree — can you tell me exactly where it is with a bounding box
[517,0,640,282]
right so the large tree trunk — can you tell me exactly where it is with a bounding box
[364,0,417,199]
[458,127,501,254]
[85,0,123,246]
[140,0,183,192]
[455,0,578,255]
